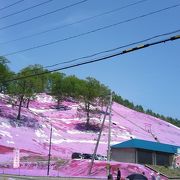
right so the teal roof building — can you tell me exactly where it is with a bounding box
[111,139,180,166]
[111,139,180,154]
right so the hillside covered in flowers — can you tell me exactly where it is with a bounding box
[0,93,179,179]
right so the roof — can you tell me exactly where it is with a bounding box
[111,139,180,154]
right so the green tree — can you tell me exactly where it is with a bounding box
[24,64,48,108]
[135,105,144,113]
[98,83,110,110]
[76,77,101,127]
[49,72,65,108]
[8,65,48,119]
[62,75,80,98]
[0,56,13,92]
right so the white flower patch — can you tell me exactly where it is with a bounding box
[110,129,135,139]
[61,117,79,122]
[51,138,106,144]
[67,130,89,134]
[52,130,61,137]
[36,94,55,103]
[70,105,79,109]
[65,139,102,144]
[60,118,70,122]
[115,134,136,139]
[6,104,12,108]
[118,125,128,130]
[35,129,48,138]
[0,130,12,138]
[0,122,11,129]
[41,124,46,128]
[30,108,53,113]
[6,140,14,144]
[52,139,64,144]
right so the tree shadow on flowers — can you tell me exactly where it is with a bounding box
[75,122,101,133]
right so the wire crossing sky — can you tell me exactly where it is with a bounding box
[0,0,54,20]
[3,34,179,83]
[0,0,180,119]
[0,0,147,45]
[0,0,88,31]
[2,4,180,57]
[0,0,24,11]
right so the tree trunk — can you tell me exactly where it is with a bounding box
[26,98,30,109]
[86,102,90,127]
[57,98,60,109]
[17,95,24,120]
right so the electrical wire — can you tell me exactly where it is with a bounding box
[1,29,177,76]
[0,0,148,45]
[2,4,180,57]
[0,0,88,31]
[44,29,180,68]
[112,109,160,141]
[2,29,178,77]
[3,34,180,83]
[0,0,24,11]
[0,0,54,20]
[112,109,147,132]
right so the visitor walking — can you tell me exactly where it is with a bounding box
[156,172,161,180]
[151,172,156,180]
[116,167,121,180]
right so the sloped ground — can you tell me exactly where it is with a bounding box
[0,93,179,179]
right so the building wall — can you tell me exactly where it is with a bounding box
[111,148,136,163]
[156,152,173,166]
[137,149,153,164]
[111,148,174,166]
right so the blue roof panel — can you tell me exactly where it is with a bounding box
[111,139,180,154]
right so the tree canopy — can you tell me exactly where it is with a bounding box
[0,56,179,128]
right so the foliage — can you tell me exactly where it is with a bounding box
[113,94,180,127]
[62,75,81,98]
[1,56,179,128]
[48,72,65,108]
[149,165,180,177]
[0,56,14,93]
[76,77,102,127]
[8,64,48,119]
[98,83,111,109]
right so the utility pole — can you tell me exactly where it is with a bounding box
[88,105,109,175]
[47,123,52,176]
[107,92,113,177]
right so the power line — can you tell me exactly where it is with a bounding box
[3,34,180,83]
[0,0,88,31]
[0,0,25,11]
[2,4,180,57]
[1,29,176,77]
[0,0,54,20]
[112,109,147,132]
[0,0,148,45]
[44,29,180,68]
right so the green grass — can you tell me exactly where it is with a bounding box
[149,165,180,177]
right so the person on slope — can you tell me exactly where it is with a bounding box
[151,172,156,180]
[116,167,121,180]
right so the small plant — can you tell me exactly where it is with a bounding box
[150,165,180,177]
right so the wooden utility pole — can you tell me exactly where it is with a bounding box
[47,123,52,176]
[88,105,109,175]
[107,92,113,177]
[88,92,113,176]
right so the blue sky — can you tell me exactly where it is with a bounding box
[0,0,180,119]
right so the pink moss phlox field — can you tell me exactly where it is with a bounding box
[0,93,179,178]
